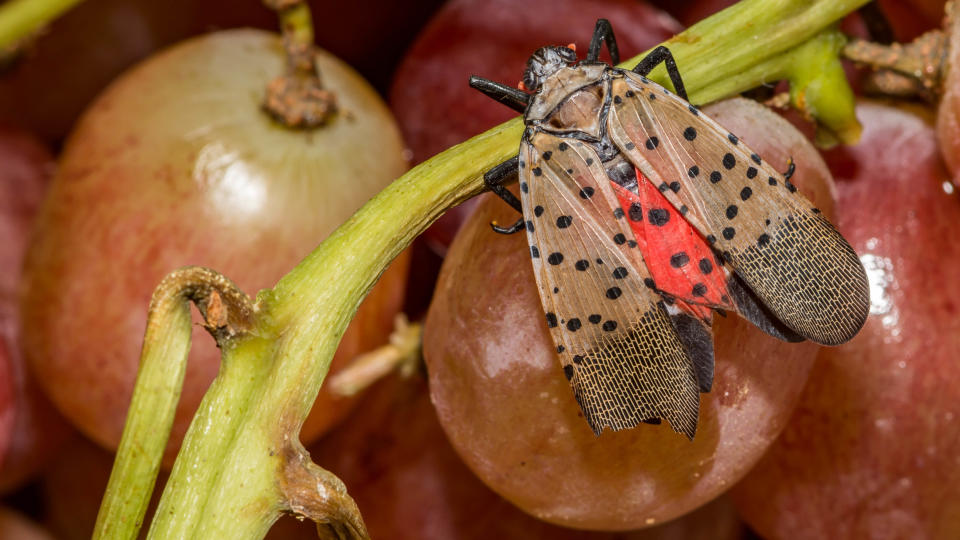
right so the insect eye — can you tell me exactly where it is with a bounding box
[523,71,540,92]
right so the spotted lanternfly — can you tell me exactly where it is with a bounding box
[469,19,870,439]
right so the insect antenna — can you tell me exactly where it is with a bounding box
[587,19,620,64]
[469,76,529,113]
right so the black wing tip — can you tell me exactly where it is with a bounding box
[727,273,806,343]
[816,302,870,346]
[674,416,698,441]
[668,312,716,393]
[825,273,871,346]
[582,408,698,440]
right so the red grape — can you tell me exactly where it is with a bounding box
[19,30,410,462]
[0,128,71,491]
[0,507,54,540]
[273,375,744,539]
[423,98,835,530]
[732,101,960,540]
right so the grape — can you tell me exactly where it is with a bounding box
[423,98,835,529]
[19,30,410,462]
[733,101,960,540]
[0,128,71,491]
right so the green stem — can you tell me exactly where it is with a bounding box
[787,30,859,146]
[629,0,866,144]
[93,267,255,540]
[94,0,871,538]
[148,118,521,538]
[0,0,84,49]
[275,1,314,60]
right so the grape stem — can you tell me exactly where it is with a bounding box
[0,0,84,52]
[328,315,422,397]
[92,267,256,539]
[261,0,338,128]
[84,0,870,538]
[843,14,951,101]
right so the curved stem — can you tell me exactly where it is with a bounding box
[0,0,84,49]
[93,267,254,540]
[787,29,859,146]
[279,442,368,539]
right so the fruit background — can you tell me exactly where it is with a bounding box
[0,0,957,538]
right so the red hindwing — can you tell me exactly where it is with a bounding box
[610,169,735,323]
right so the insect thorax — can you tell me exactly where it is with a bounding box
[526,64,635,191]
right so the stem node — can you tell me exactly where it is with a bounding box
[279,442,369,540]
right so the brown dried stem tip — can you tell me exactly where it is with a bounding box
[842,2,958,100]
[280,443,370,540]
[262,0,337,128]
[158,266,256,347]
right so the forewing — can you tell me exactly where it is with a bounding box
[520,131,700,438]
[607,73,869,345]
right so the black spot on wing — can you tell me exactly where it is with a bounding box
[722,153,736,169]
[545,312,558,328]
[648,208,670,226]
[670,252,690,268]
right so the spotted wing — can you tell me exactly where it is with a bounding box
[607,72,869,345]
[520,131,700,438]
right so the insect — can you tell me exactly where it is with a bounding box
[469,19,870,439]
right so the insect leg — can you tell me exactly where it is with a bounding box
[491,217,526,235]
[484,155,523,213]
[632,46,689,102]
[587,18,620,65]
[782,158,796,181]
[484,156,526,234]
[469,76,529,113]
